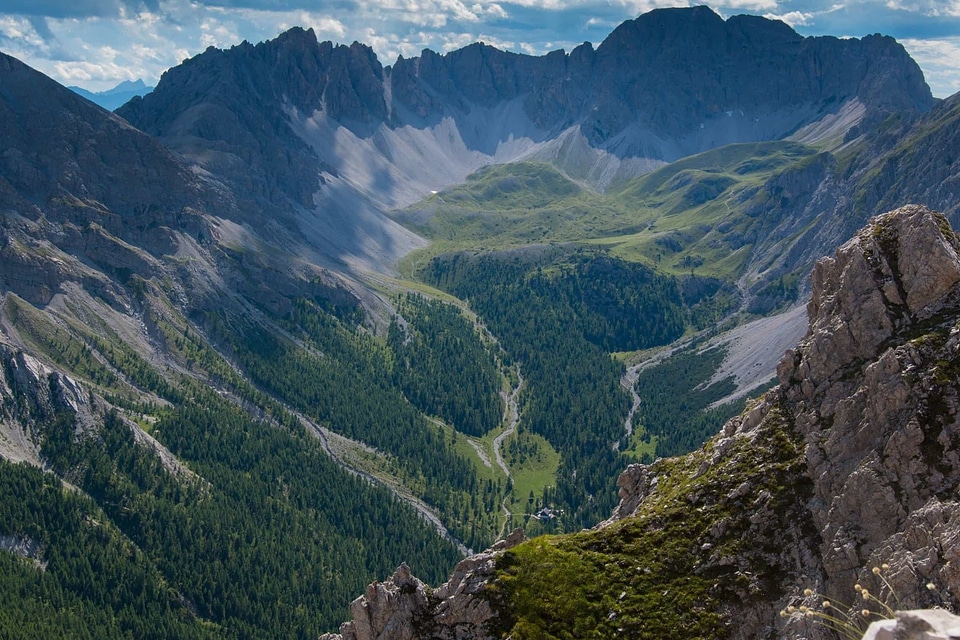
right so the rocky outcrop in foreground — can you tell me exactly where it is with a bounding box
[325,205,960,639]
[319,529,524,640]
[863,610,960,640]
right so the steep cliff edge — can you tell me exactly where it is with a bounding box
[326,205,960,639]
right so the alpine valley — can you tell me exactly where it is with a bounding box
[1,6,959,639]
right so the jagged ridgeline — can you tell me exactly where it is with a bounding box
[0,43,525,638]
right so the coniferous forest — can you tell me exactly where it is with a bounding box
[0,246,748,637]
[0,392,463,639]
[423,249,739,528]
[388,294,503,438]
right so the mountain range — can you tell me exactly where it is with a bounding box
[1,6,960,639]
[68,79,153,112]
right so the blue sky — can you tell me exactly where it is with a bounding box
[1,0,959,97]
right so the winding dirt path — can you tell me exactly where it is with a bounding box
[494,370,524,537]
[493,371,523,480]
[616,365,642,449]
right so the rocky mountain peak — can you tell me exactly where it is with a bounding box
[320,529,527,640]
[599,5,727,51]
[771,205,960,604]
[271,25,317,47]
[790,205,960,386]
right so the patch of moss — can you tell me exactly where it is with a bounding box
[488,399,811,639]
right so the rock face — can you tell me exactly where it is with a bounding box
[590,205,960,637]
[320,529,525,640]
[0,340,193,480]
[862,610,960,640]
[327,205,960,639]
[855,93,960,223]
[0,52,218,238]
[755,92,960,309]
[116,27,344,210]
[0,345,83,466]
[775,205,960,618]
[0,50,370,315]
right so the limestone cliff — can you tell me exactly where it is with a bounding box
[326,205,960,639]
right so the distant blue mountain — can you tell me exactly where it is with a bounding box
[68,78,153,111]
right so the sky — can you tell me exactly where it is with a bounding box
[1,0,959,98]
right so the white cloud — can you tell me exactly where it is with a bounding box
[762,4,844,29]
[312,17,348,39]
[620,0,692,14]
[0,16,49,51]
[763,10,814,25]
[499,0,581,9]
[476,32,516,48]
[901,37,960,97]
[711,0,780,11]
[437,31,481,50]
[586,16,619,27]
[885,0,960,16]
[361,27,396,57]
[52,58,137,84]
[199,17,239,49]
[516,39,578,54]
[712,0,779,11]
[362,0,488,27]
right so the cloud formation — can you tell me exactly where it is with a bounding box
[0,0,957,98]
[901,36,960,95]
